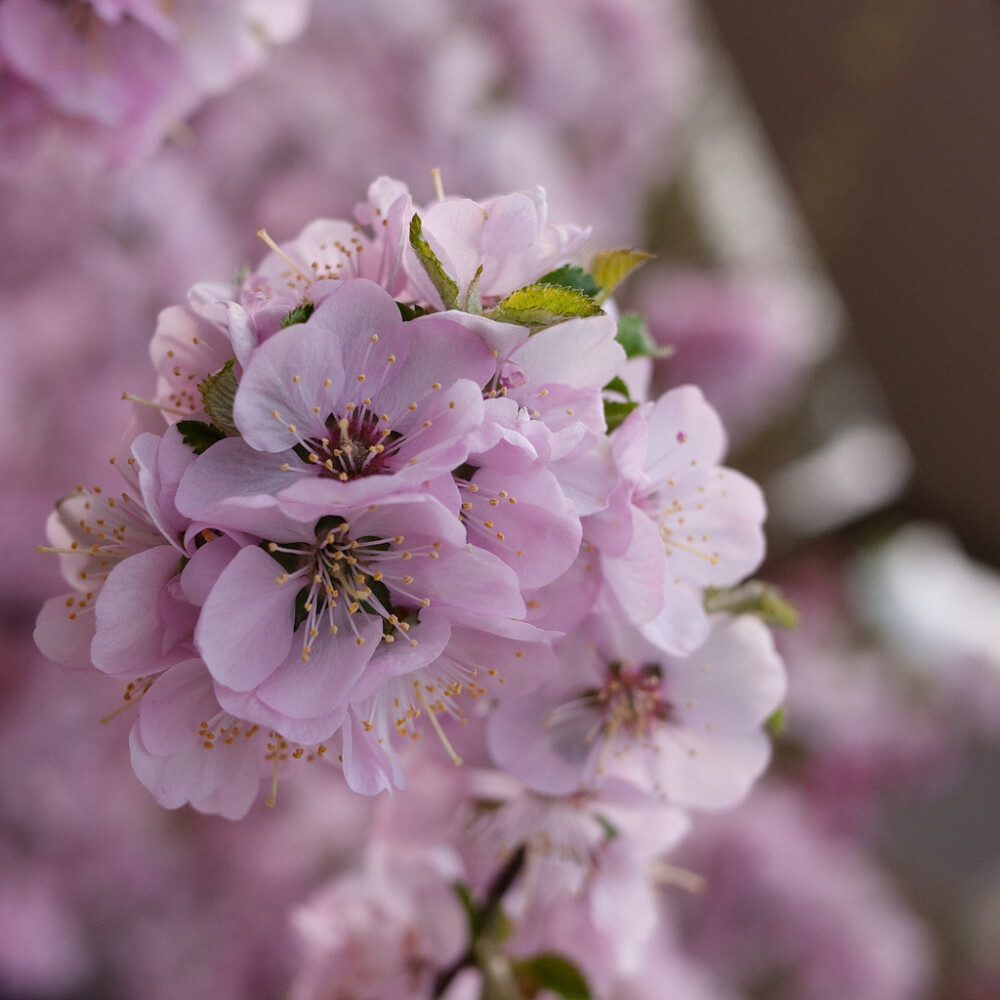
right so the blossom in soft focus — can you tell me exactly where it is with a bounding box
[636,265,828,442]
[673,788,935,1000]
[0,0,310,164]
[288,844,468,1000]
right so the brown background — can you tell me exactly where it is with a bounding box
[701,0,1000,566]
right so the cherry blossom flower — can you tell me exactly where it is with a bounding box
[288,843,468,1000]
[589,384,767,655]
[191,492,531,757]
[175,278,498,518]
[129,656,339,819]
[487,613,786,811]
[0,0,311,165]
[403,186,591,310]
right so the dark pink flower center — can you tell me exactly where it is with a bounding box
[296,411,398,481]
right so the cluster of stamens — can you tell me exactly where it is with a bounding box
[455,474,520,547]
[269,519,435,661]
[641,484,720,568]
[594,662,670,746]
[298,409,396,481]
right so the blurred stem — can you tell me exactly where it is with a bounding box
[433,845,527,999]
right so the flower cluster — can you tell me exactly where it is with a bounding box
[0,0,310,164]
[36,177,785,838]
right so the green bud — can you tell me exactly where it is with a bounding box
[197,358,240,437]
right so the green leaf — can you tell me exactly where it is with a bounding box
[486,283,603,329]
[615,312,673,360]
[197,358,240,437]
[590,248,653,303]
[280,301,315,328]
[603,375,633,400]
[538,264,600,298]
[463,264,484,315]
[409,213,460,310]
[704,581,801,629]
[767,706,786,736]
[604,399,639,432]
[594,812,620,840]
[177,420,226,455]
[512,953,591,1000]
[452,882,482,938]
[396,301,430,321]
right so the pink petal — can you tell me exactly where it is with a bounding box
[91,545,187,677]
[195,545,297,690]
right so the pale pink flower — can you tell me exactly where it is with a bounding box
[149,284,242,424]
[175,278,498,518]
[234,177,414,346]
[288,843,468,1000]
[589,385,767,655]
[129,656,337,819]
[190,492,531,758]
[0,0,311,165]
[404,186,590,310]
[487,613,786,811]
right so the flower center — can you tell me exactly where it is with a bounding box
[596,661,670,742]
[269,517,429,662]
[296,411,397,481]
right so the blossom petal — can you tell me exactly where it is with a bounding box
[195,545,297,690]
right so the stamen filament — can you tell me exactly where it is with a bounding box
[416,688,463,766]
[120,392,187,417]
[257,228,309,282]
[431,167,446,202]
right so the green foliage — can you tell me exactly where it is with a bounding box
[589,247,653,303]
[704,581,801,630]
[538,264,600,298]
[603,400,639,433]
[197,358,240,437]
[464,264,484,314]
[511,954,592,1000]
[280,301,315,327]
[486,282,603,329]
[615,312,673,360]
[176,420,226,455]
[409,213,460,310]
[768,706,787,736]
[396,301,430,321]
[603,375,639,433]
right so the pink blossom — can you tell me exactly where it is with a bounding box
[235,177,414,345]
[191,492,531,758]
[404,186,591,310]
[129,656,337,819]
[589,385,767,655]
[288,844,468,1000]
[0,0,311,165]
[34,478,173,672]
[487,613,786,811]
[176,278,498,517]
[673,788,935,1000]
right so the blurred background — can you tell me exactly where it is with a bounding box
[1,0,998,997]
